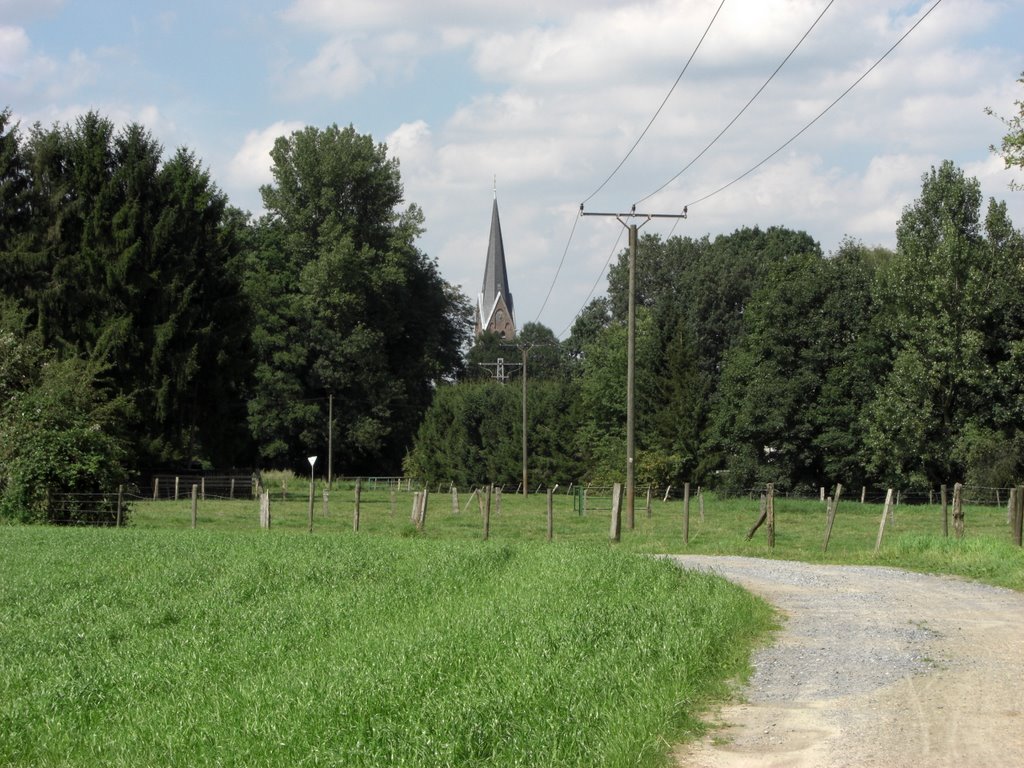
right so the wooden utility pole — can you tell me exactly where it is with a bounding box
[502,341,554,496]
[580,206,687,531]
[327,393,334,489]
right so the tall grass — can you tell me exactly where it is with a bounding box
[130,485,1024,591]
[0,527,773,768]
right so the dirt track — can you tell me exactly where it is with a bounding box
[668,556,1024,768]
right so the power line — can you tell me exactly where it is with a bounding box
[580,0,727,206]
[535,0,725,327]
[634,0,836,207]
[682,0,945,212]
[534,205,581,322]
[556,224,627,340]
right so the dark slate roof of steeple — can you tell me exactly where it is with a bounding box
[479,197,514,326]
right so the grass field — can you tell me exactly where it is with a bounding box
[3,481,1020,767]
[131,481,1024,590]
[0,527,772,767]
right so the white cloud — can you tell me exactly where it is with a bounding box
[291,38,374,99]
[228,121,306,192]
[0,26,31,73]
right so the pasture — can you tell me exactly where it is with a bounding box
[3,480,1021,767]
[131,481,1024,590]
[0,525,771,768]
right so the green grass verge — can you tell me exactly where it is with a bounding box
[0,527,773,768]
[131,485,1024,591]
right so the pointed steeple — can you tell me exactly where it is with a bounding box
[476,194,516,339]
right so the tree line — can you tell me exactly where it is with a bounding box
[0,109,469,522]
[2,82,1023,521]
[406,161,1024,495]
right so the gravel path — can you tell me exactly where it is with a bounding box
[666,556,1024,768]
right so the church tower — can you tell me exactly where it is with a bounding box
[475,193,516,339]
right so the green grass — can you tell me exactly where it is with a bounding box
[0,527,773,768]
[131,483,1024,591]
[4,483,1019,766]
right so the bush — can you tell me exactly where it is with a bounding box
[0,342,128,523]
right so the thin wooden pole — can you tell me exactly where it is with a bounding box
[116,485,123,528]
[941,484,948,537]
[307,476,314,534]
[952,482,964,540]
[746,493,768,540]
[682,482,691,546]
[353,479,361,532]
[190,484,198,529]
[417,488,428,531]
[875,489,894,554]
[483,484,491,540]
[822,483,843,553]
[645,485,652,518]
[1014,485,1023,548]
[546,488,553,542]
[766,483,775,549]
[610,482,622,542]
[259,489,270,529]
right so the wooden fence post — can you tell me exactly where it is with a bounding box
[1014,485,1023,547]
[353,479,361,532]
[766,483,775,549]
[610,482,622,543]
[307,477,314,534]
[663,485,672,503]
[822,483,843,553]
[483,485,491,541]
[820,486,825,503]
[861,486,866,504]
[153,477,160,500]
[116,485,124,528]
[496,486,502,515]
[230,478,236,500]
[451,486,459,515]
[546,489,553,542]
[174,476,180,501]
[875,489,894,554]
[941,484,948,537]
[952,482,964,540]
[201,477,206,501]
[411,492,421,524]
[322,487,329,517]
[682,482,691,546]
[190,484,198,529]
[646,485,652,518]
[259,490,270,529]
[418,489,428,531]
[746,492,768,540]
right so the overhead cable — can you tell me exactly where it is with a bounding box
[682,0,945,212]
[556,223,628,340]
[580,0,727,206]
[635,0,836,207]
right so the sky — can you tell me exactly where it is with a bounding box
[3,0,1024,338]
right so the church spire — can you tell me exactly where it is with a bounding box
[476,192,516,339]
